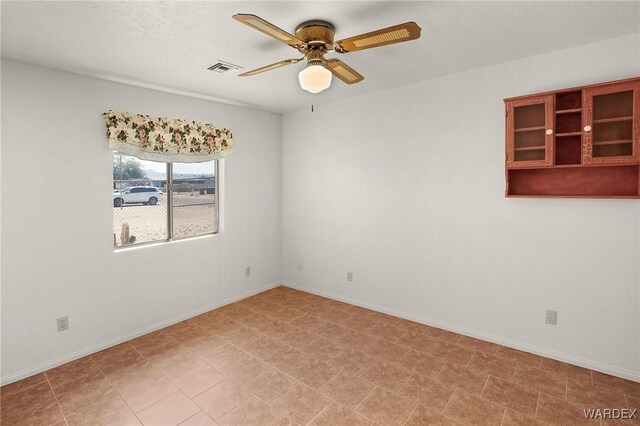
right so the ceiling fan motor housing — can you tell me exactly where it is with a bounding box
[295,20,336,52]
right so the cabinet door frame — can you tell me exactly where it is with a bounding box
[506,95,554,169]
[582,81,640,165]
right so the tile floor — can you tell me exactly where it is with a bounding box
[1,286,639,426]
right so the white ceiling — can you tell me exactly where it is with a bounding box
[2,1,639,113]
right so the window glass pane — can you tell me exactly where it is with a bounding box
[113,154,167,246]
[172,160,217,238]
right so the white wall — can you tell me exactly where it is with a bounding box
[0,60,282,382]
[281,33,640,380]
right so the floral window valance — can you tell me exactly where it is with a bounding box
[103,110,233,163]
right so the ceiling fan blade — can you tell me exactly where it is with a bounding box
[326,59,364,84]
[238,58,304,77]
[335,22,421,53]
[233,14,305,49]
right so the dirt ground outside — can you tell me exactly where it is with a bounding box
[113,193,217,246]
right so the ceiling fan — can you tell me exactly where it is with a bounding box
[232,14,421,93]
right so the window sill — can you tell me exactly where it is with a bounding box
[113,232,219,252]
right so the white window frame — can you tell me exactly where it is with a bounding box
[113,153,219,249]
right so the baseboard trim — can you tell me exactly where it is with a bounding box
[0,283,279,386]
[283,282,640,383]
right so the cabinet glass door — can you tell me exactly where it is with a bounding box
[506,95,554,168]
[583,82,639,164]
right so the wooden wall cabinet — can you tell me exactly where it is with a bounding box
[505,77,640,198]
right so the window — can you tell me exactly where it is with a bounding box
[113,153,218,247]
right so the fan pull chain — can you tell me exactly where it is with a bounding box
[311,104,314,112]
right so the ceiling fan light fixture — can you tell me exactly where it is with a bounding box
[298,63,332,94]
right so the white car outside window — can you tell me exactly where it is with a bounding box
[113,186,163,207]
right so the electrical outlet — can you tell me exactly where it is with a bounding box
[347,272,353,282]
[545,309,557,325]
[245,267,251,277]
[297,262,302,271]
[57,316,69,332]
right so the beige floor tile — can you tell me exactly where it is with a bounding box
[137,392,199,426]
[370,339,410,363]
[111,365,178,413]
[540,359,593,384]
[405,405,463,426]
[6,287,635,426]
[467,351,517,380]
[51,373,112,407]
[221,310,263,327]
[395,318,432,333]
[567,377,627,408]
[242,335,288,360]
[217,396,286,426]
[481,376,539,417]
[219,357,265,385]
[436,362,489,395]
[271,383,331,425]
[537,392,599,426]
[398,350,448,379]
[53,374,127,425]
[288,356,340,389]
[627,395,640,424]
[495,346,543,368]
[260,321,297,340]
[154,352,224,397]
[514,363,567,399]
[456,336,500,355]
[442,390,505,426]
[199,343,249,370]
[270,307,308,323]
[430,342,475,365]
[330,348,378,375]
[219,326,261,347]
[335,330,378,352]
[46,356,101,389]
[398,373,455,412]
[502,409,548,425]
[0,374,47,398]
[319,371,375,409]
[592,372,640,399]
[361,360,412,393]
[365,323,403,343]
[288,315,323,332]
[280,329,318,349]
[0,381,65,426]
[309,402,372,426]
[396,331,439,354]
[91,343,147,377]
[179,411,218,425]
[165,322,212,346]
[251,301,287,316]
[302,337,342,361]
[246,369,296,404]
[180,334,225,356]
[74,404,142,426]
[193,379,253,420]
[264,346,305,372]
[422,327,462,344]
[312,322,349,341]
[356,386,416,426]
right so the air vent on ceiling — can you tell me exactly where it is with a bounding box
[207,61,243,74]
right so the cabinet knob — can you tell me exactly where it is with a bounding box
[584,125,592,132]
[546,129,553,135]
